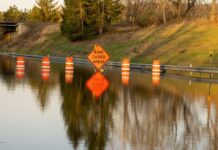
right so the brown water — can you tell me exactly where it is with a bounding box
[0,56,218,150]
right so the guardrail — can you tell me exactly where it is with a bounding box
[1,52,218,74]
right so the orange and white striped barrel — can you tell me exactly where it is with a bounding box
[122,59,130,85]
[41,56,50,81]
[16,56,25,79]
[65,57,74,84]
[152,60,160,86]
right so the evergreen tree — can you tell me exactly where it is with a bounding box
[35,0,61,22]
[96,0,124,35]
[61,0,123,41]
[4,5,22,21]
[20,9,29,21]
[28,6,41,21]
[61,0,85,40]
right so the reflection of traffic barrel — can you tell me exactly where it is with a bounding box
[152,60,161,86]
[16,56,25,79]
[41,57,50,81]
[122,59,130,85]
[65,57,74,84]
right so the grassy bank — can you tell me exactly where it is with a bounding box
[1,21,218,67]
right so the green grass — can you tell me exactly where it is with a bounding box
[1,21,218,67]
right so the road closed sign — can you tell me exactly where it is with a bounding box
[88,44,110,70]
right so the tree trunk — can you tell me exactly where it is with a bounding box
[178,4,182,19]
[162,0,167,24]
[99,0,105,35]
[126,0,132,24]
[211,0,217,21]
[79,0,84,32]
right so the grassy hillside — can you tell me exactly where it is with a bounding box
[1,21,218,67]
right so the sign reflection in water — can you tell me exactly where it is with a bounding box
[1,56,218,150]
[86,71,109,98]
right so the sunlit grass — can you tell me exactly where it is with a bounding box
[2,21,218,67]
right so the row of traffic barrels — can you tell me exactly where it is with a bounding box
[121,59,161,86]
[16,56,161,85]
[16,56,74,84]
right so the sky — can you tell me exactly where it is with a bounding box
[0,0,64,11]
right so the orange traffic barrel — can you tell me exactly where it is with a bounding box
[16,56,25,79]
[152,60,161,86]
[65,57,74,84]
[152,60,161,76]
[122,59,130,85]
[41,56,50,81]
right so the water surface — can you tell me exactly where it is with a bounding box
[0,56,217,150]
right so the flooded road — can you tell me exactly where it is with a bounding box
[0,56,218,150]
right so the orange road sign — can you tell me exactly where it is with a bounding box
[86,72,109,98]
[88,44,110,70]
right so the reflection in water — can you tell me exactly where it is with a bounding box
[59,67,118,149]
[0,56,218,149]
[41,57,50,81]
[121,59,130,86]
[0,56,16,90]
[86,71,109,98]
[65,57,74,84]
[16,56,25,79]
[152,75,160,87]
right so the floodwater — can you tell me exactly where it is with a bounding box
[0,56,218,150]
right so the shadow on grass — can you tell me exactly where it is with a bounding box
[144,24,196,55]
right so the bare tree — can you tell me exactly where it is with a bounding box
[211,0,217,21]
[78,0,84,32]
[161,0,167,23]
[168,0,197,19]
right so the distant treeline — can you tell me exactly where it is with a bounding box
[0,0,217,40]
[0,0,61,23]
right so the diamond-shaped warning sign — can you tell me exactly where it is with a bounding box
[88,44,110,70]
[86,72,109,98]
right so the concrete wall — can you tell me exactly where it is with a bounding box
[0,23,29,40]
[16,23,29,37]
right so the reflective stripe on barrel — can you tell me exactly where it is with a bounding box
[41,57,50,81]
[122,59,130,85]
[152,60,160,86]
[16,56,25,79]
[152,60,161,76]
[65,57,74,84]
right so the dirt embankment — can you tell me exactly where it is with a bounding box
[0,23,60,52]
[1,21,218,67]
[0,22,142,57]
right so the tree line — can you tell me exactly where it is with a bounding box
[125,0,218,26]
[0,0,60,22]
[0,0,218,41]
[61,0,123,40]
